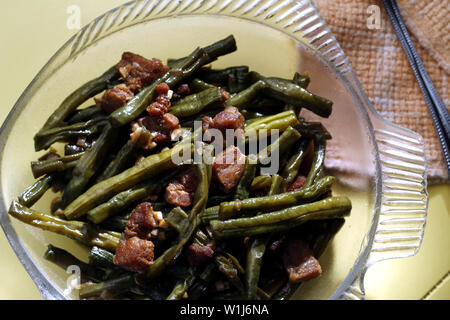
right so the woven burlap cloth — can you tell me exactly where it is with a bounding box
[315,0,449,184]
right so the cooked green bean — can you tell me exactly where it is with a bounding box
[245,236,267,299]
[34,118,108,151]
[201,35,237,62]
[199,205,220,224]
[31,152,86,179]
[89,246,117,270]
[100,214,129,232]
[61,123,118,208]
[9,200,120,251]
[188,78,217,92]
[45,244,106,283]
[79,274,136,299]
[234,157,257,201]
[210,196,351,239]
[245,174,283,299]
[18,174,55,207]
[257,126,302,166]
[169,35,237,69]
[251,72,332,118]
[223,251,246,275]
[88,170,178,224]
[95,140,137,183]
[66,105,105,124]
[242,96,285,113]
[206,172,329,224]
[164,207,189,233]
[304,134,326,187]
[228,67,251,93]
[297,118,332,140]
[87,180,158,224]
[35,66,118,136]
[245,110,300,139]
[201,174,294,225]
[198,66,249,89]
[63,142,193,220]
[225,80,266,108]
[178,107,223,129]
[235,126,300,201]
[281,139,311,190]
[240,110,267,120]
[250,175,273,191]
[193,229,210,246]
[170,87,222,117]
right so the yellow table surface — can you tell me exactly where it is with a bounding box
[0,0,448,300]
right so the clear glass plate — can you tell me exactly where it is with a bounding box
[0,0,428,300]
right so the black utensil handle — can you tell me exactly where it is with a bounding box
[382,0,450,178]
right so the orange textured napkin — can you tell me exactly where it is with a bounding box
[315,0,449,184]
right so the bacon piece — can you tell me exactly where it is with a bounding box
[147,83,172,116]
[124,202,157,240]
[220,89,230,101]
[94,84,134,114]
[155,83,170,95]
[212,146,246,193]
[283,239,322,283]
[163,113,180,131]
[288,176,307,192]
[139,113,180,144]
[130,112,180,150]
[113,236,155,273]
[165,183,192,207]
[116,52,169,92]
[202,107,245,143]
[165,167,198,207]
[212,106,245,135]
[187,243,214,266]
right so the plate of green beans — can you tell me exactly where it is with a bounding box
[5,35,353,300]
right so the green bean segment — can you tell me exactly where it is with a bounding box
[210,196,351,239]
[18,174,55,207]
[61,123,118,208]
[170,87,222,117]
[202,177,334,224]
[9,200,120,251]
[31,152,86,179]
[34,117,107,151]
[251,72,333,118]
